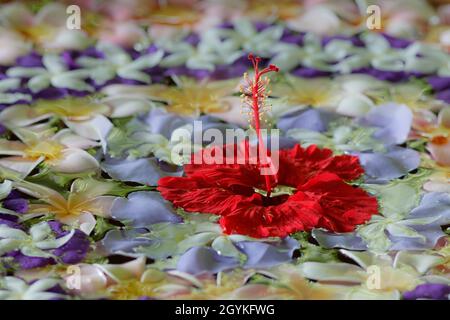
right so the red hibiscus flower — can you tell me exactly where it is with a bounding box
[157,143,379,238]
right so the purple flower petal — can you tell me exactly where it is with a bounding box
[15,52,43,68]
[0,217,22,228]
[403,283,450,300]
[3,198,28,213]
[436,89,450,104]
[427,76,450,92]
[2,221,89,269]
[183,34,200,46]
[6,251,54,269]
[381,33,412,49]
[52,229,90,264]
[208,62,248,80]
[352,67,412,82]
[281,30,305,45]
[291,67,332,78]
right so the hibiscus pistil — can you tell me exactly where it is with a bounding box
[240,53,279,196]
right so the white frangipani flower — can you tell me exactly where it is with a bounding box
[0,78,31,105]
[76,42,164,85]
[0,277,67,300]
[6,54,93,93]
[0,222,75,259]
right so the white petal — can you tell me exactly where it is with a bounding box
[83,196,116,218]
[0,104,51,128]
[50,148,99,173]
[52,129,100,149]
[101,96,153,118]
[60,212,97,235]
[64,115,113,153]
[63,264,108,294]
[0,156,43,177]
[336,94,374,117]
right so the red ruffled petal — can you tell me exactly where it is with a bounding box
[278,144,364,186]
[297,172,379,233]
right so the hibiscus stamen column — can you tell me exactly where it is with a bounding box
[241,54,279,197]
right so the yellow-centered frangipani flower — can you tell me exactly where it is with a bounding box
[0,98,112,127]
[13,177,117,235]
[0,96,151,132]
[271,76,339,108]
[298,249,444,298]
[101,77,238,116]
[32,98,111,120]
[225,266,342,300]
[15,24,56,46]
[0,125,100,176]
[368,83,445,112]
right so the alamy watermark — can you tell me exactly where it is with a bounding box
[366,5,382,30]
[66,5,81,30]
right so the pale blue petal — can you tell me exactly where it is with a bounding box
[101,157,182,185]
[111,191,182,227]
[177,246,239,275]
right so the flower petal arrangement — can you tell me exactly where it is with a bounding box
[0,0,449,302]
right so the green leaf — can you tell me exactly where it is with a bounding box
[92,217,117,241]
[292,232,338,263]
